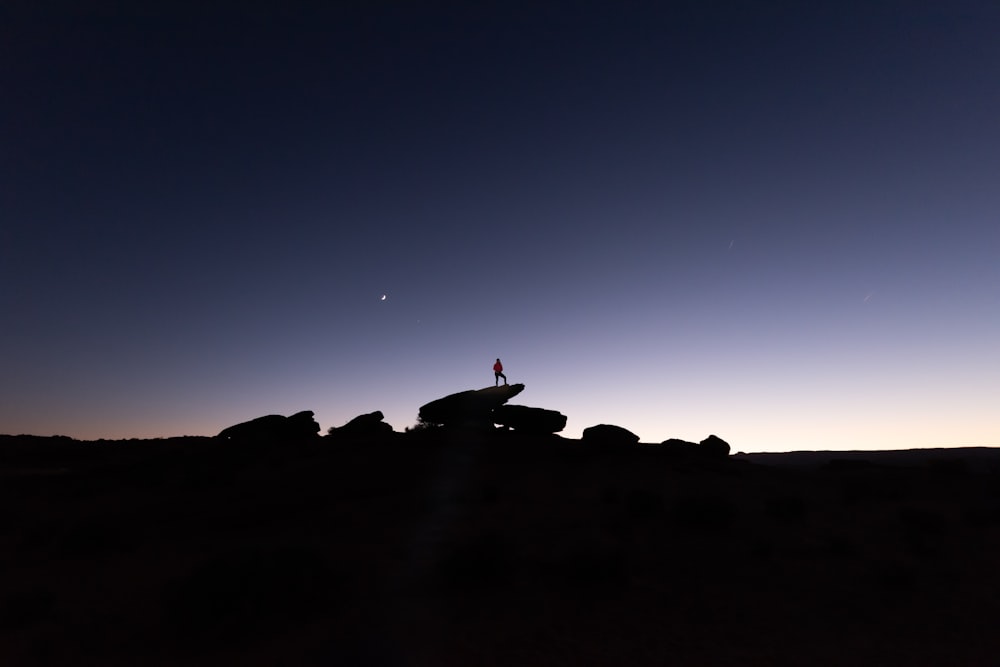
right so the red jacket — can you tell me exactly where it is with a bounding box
[493,361,503,372]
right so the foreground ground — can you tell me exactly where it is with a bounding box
[2,432,1000,666]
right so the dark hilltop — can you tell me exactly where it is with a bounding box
[3,384,1000,666]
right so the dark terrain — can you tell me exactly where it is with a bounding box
[3,430,1000,666]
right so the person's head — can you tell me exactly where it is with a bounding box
[496,358,500,362]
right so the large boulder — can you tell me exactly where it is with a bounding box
[493,405,567,435]
[328,411,394,437]
[581,424,639,447]
[418,384,525,428]
[699,434,731,458]
[217,411,321,443]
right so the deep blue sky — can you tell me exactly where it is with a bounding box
[3,1,998,451]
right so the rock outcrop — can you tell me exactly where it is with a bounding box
[493,405,567,435]
[328,411,394,437]
[658,435,731,459]
[661,438,697,447]
[581,424,639,447]
[418,384,525,428]
[699,434,731,458]
[217,411,321,443]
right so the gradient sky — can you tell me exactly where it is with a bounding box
[3,2,998,451]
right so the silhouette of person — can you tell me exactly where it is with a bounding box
[493,358,507,386]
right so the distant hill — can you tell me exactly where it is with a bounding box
[735,446,1000,472]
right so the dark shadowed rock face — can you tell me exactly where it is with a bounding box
[328,411,393,437]
[218,411,321,442]
[493,405,567,434]
[658,435,731,459]
[288,411,321,436]
[700,434,731,458]
[661,438,697,447]
[660,438,700,455]
[581,424,639,447]
[418,384,525,428]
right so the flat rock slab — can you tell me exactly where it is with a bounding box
[217,411,320,442]
[418,384,525,426]
[493,404,567,434]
